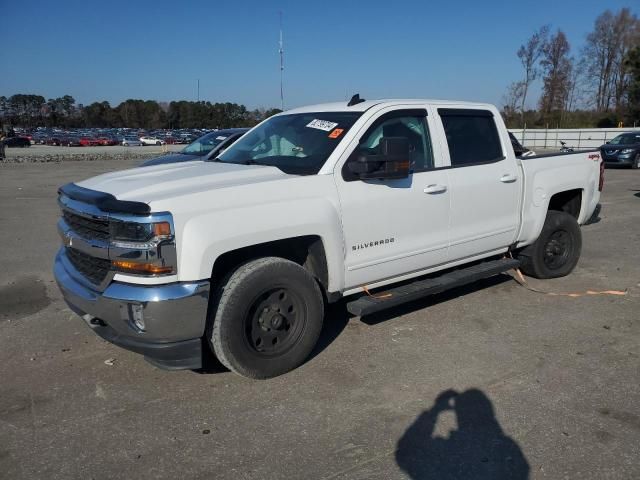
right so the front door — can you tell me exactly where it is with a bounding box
[334,108,450,290]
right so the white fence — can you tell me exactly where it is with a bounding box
[509,127,640,150]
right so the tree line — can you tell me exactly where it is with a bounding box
[0,94,282,129]
[503,7,640,128]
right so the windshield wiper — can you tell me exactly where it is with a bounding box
[206,158,269,166]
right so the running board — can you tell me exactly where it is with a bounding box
[346,258,520,317]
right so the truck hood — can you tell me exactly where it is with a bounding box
[140,152,201,167]
[77,160,291,205]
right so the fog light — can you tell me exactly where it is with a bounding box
[130,304,145,332]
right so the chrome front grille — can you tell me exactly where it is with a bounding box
[62,210,110,241]
[58,188,177,290]
[66,247,111,285]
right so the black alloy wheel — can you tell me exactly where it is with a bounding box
[246,287,306,356]
[209,257,324,379]
[517,210,582,279]
[542,230,571,270]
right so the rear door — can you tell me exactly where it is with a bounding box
[436,108,520,260]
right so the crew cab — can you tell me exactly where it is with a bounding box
[54,97,603,378]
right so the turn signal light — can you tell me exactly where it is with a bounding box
[153,222,172,237]
[112,260,174,275]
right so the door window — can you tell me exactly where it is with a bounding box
[439,109,503,166]
[355,112,434,172]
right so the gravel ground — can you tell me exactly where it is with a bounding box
[1,144,183,163]
[0,160,638,479]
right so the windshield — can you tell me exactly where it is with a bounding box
[182,132,228,156]
[609,134,640,145]
[215,112,362,175]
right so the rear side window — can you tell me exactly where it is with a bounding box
[439,109,503,166]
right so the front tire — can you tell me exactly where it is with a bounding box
[517,210,582,279]
[208,257,324,379]
[632,154,640,169]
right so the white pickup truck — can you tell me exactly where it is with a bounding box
[54,97,603,378]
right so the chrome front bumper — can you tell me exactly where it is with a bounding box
[54,249,210,369]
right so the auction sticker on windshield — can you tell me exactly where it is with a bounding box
[306,119,339,131]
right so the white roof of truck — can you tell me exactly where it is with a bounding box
[285,99,495,114]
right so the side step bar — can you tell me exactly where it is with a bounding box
[346,258,520,317]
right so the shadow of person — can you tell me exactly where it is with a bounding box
[395,389,530,480]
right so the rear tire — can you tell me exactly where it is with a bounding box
[517,210,582,279]
[208,257,324,379]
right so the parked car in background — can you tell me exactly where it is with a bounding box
[62,136,82,147]
[31,133,48,144]
[79,137,101,147]
[140,128,248,166]
[97,136,119,146]
[600,132,640,168]
[140,136,166,146]
[122,136,143,146]
[4,137,31,148]
[46,135,64,146]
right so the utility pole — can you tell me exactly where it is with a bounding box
[279,11,284,111]
[197,79,200,102]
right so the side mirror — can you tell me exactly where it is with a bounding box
[605,141,610,144]
[347,137,411,180]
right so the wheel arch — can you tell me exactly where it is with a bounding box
[210,235,330,296]
[548,188,583,219]
[518,186,586,248]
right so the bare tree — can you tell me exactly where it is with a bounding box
[501,81,526,126]
[539,30,573,123]
[566,58,586,113]
[517,25,549,119]
[612,11,640,109]
[502,81,526,113]
[582,8,639,112]
[625,46,640,123]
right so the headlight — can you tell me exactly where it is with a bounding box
[621,149,634,154]
[109,219,177,276]
[110,221,171,242]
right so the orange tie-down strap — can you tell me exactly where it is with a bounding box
[362,285,393,299]
[511,268,627,297]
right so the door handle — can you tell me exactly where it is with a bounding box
[423,184,447,194]
[500,174,517,183]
